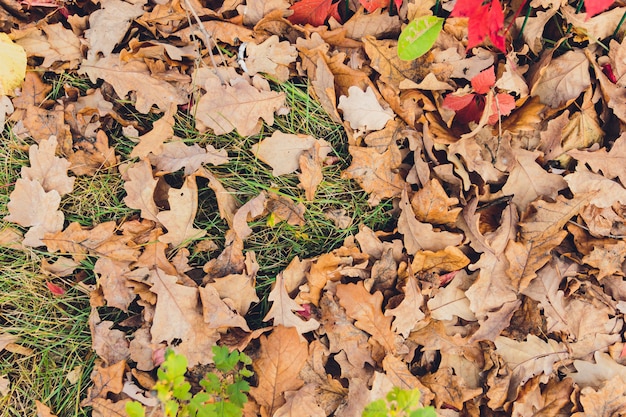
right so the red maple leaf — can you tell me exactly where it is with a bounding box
[584,0,613,17]
[288,0,342,26]
[358,0,402,13]
[450,0,506,51]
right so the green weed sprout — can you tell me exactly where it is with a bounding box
[362,387,437,417]
[126,346,252,417]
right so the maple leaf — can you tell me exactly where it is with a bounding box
[450,0,506,51]
[288,0,341,27]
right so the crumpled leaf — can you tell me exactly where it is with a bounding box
[157,175,206,247]
[85,0,147,58]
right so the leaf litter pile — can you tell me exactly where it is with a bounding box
[2,0,626,415]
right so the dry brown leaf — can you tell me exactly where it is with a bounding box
[149,141,229,175]
[263,273,320,336]
[244,35,297,82]
[80,54,187,113]
[384,274,425,338]
[266,193,306,227]
[382,355,434,405]
[501,148,567,210]
[250,326,308,417]
[411,246,470,274]
[195,75,285,136]
[35,401,58,417]
[342,143,405,205]
[530,49,590,108]
[207,271,260,316]
[566,169,626,208]
[251,130,325,176]
[122,159,159,223]
[232,192,267,241]
[129,114,174,159]
[68,130,118,176]
[149,269,220,366]
[89,308,130,366]
[398,190,463,253]
[5,179,63,247]
[21,105,72,148]
[81,360,126,406]
[343,8,401,40]
[410,178,461,225]
[21,135,74,196]
[203,230,246,278]
[298,143,324,201]
[568,133,626,186]
[582,241,626,280]
[338,86,394,136]
[199,285,250,331]
[94,257,135,312]
[12,23,82,71]
[85,0,146,58]
[336,282,401,356]
[157,175,206,247]
[362,36,430,86]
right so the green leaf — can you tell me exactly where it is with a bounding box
[397,15,444,61]
[125,401,146,417]
[362,399,388,417]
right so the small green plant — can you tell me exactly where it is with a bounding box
[126,346,252,417]
[362,387,437,417]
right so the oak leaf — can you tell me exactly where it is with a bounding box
[384,274,425,337]
[94,257,135,312]
[251,130,330,176]
[148,141,228,175]
[266,193,306,227]
[244,35,298,82]
[421,366,482,409]
[85,0,146,58]
[195,76,285,136]
[530,49,591,108]
[68,130,118,176]
[250,326,308,417]
[5,179,63,247]
[337,86,394,135]
[12,23,82,71]
[336,282,401,355]
[264,273,320,336]
[21,136,74,196]
[501,148,567,210]
[89,308,130,366]
[129,114,174,159]
[582,240,626,280]
[149,269,220,366]
[411,178,461,225]
[568,133,626,186]
[122,159,159,223]
[157,176,206,247]
[398,190,463,253]
[198,285,250,331]
[298,143,324,200]
[575,375,626,417]
[565,169,626,208]
[411,246,470,274]
[207,271,260,316]
[232,192,267,241]
[79,54,187,114]
[382,355,434,404]
[342,143,405,205]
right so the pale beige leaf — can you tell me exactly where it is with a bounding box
[21,136,74,196]
[195,76,285,136]
[398,190,463,254]
[122,159,159,222]
[149,141,229,175]
[85,0,146,58]
[157,176,206,247]
[338,86,394,135]
[149,269,220,366]
[89,308,130,366]
[236,0,291,25]
[79,54,187,113]
[501,148,567,210]
[568,133,626,186]
[251,131,318,176]
[384,274,425,337]
[263,273,320,336]
[343,8,401,40]
[130,115,174,159]
[244,35,298,82]
[250,326,308,417]
[199,285,250,331]
[298,144,324,201]
[232,192,267,241]
[530,49,590,108]
[5,179,63,247]
[565,169,626,208]
[94,257,135,312]
[207,272,260,316]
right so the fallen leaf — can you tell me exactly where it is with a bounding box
[5,179,64,247]
[122,159,160,223]
[245,35,298,82]
[266,193,306,227]
[530,49,591,108]
[0,33,26,96]
[298,142,324,200]
[149,141,229,175]
[21,135,74,196]
[85,0,146,58]
[157,175,206,247]
[384,274,425,338]
[250,326,308,417]
[195,75,285,136]
[149,269,220,366]
[251,130,321,176]
[89,309,130,366]
[264,273,320,336]
[338,86,394,135]
[12,23,82,71]
[129,114,174,159]
[199,285,250,331]
[288,0,341,26]
[68,130,118,176]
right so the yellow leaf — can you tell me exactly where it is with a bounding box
[0,33,26,96]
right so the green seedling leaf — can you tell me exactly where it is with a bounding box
[125,401,146,417]
[397,16,444,61]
